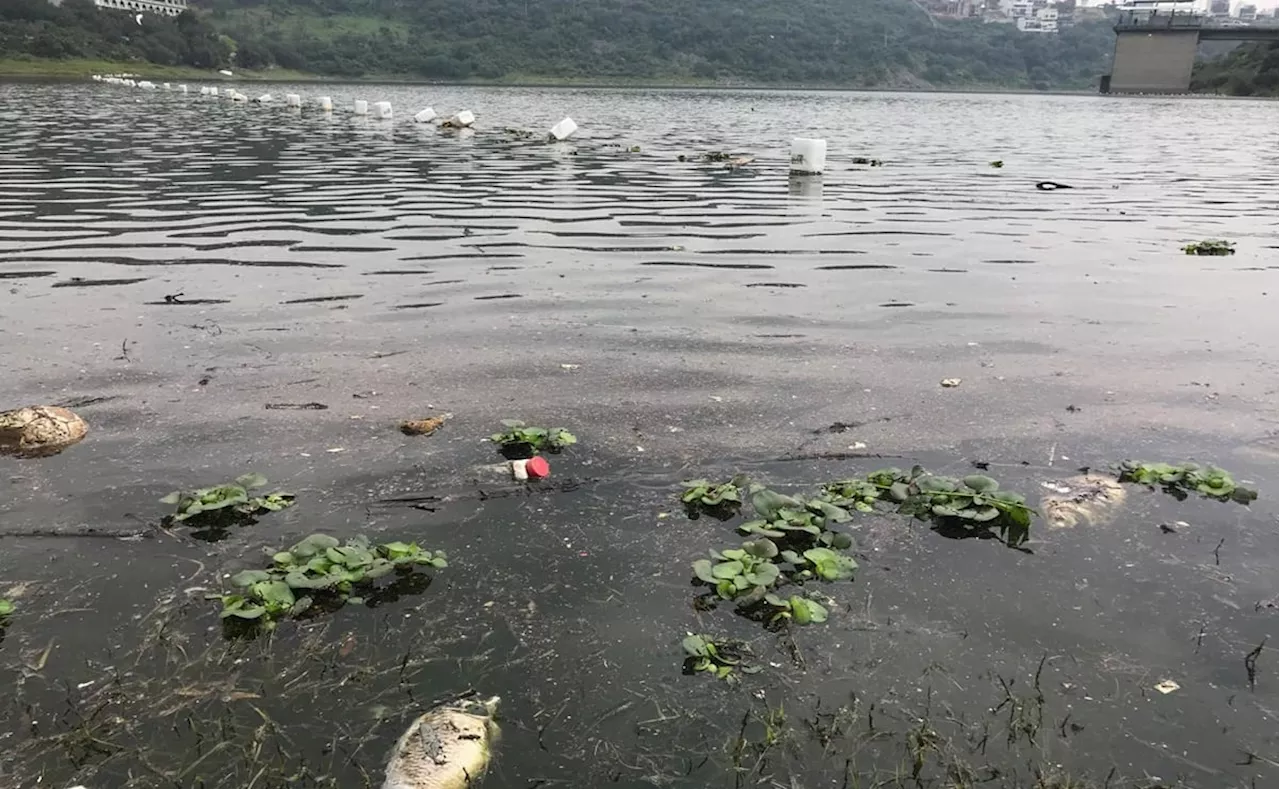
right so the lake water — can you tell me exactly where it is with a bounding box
[0,82,1277,788]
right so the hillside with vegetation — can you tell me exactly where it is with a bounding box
[1191,41,1279,97]
[0,0,1118,89]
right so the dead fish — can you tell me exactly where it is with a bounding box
[383,696,499,789]
[0,406,88,458]
[400,413,452,437]
[1040,475,1126,529]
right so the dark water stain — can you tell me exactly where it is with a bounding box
[983,259,1038,265]
[282,294,365,304]
[0,270,56,279]
[816,264,897,271]
[486,266,522,271]
[928,268,969,273]
[745,282,806,288]
[879,301,915,307]
[640,261,774,270]
[392,302,445,310]
[473,293,522,301]
[52,277,149,288]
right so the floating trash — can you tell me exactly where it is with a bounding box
[399,414,450,436]
[354,100,369,116]
[0,406,89,459]
[940,378,962,388]
[318,96,333,112]
[549,116,577,141]
[286,93,301,107]
[383,696,499,789]
[253,94,272,103]
[414,107,437,123]
[1040,475,1127,529]
[375,101,393,120]
[789,138,827,175]
[441,110,475,128]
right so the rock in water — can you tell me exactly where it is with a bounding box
[0,406,88,458]
[383,696,499,789]
[1040,475,1126,529]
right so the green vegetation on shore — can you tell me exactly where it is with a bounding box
[1191,41,1279,97]
[1,0,1120,89]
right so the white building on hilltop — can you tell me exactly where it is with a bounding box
[1017,6,1060,30]
[93,0,188,16]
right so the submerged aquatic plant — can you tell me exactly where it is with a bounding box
[219,534,447,630]
[489,420,577,456]
[1117,461,1257,504]
[160,473,294,526]
[681,633,758,682]
[1181,239,1235,256]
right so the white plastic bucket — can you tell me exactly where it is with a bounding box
[549,117,578,141]
[286,93,301,107]
[179,84,188,93]
[318,96,333,112]
[209,87,219,97]
[374,101,392,119]
[789,138,827,175]
[354,100,368,116]
[254,94,272,103]
[414,107,437,123]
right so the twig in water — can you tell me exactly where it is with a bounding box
[1245,637,1267,691]
[1214,538,1225,566]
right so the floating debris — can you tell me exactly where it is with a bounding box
[1035,181,1073,191]
[1040,475,1126,529]
[1154,679,1180,695]
[1181,240,1235,256]
[400,414,451,436]
[0,405,88,458]
[383,696,499,789]
[939,378,962,388]
[851,156,883,166]
[989,160,1004,168]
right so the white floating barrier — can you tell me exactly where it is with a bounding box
[549,117,577,141]
[413,107,437,123]
[253,94,272,103]
[162,82,170,90]
[232,92,248,102]
[199,86,208,95]
[353,100,368,116]
[179,84,188,93]
[374,101,392,119]
[209,87,219,97]
[445,109,475,128]
[219,69,233,77]
[138,81,155,89]
[92,74,101,81]
[318,96,333,112]
[286,93,301,107]
[789,138,827,176]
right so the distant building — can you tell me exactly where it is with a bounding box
[1208,0,1231,15]
[1236,2,1257,19]
[93,0,188,16]
[1017,6,1060,29]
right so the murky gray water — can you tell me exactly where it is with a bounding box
[0,82,1277,788]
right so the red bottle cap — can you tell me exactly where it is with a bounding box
[525,456,550,478]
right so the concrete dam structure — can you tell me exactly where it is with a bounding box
[1103,10,1279,94]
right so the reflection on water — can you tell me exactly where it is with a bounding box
[0,82,1276,788]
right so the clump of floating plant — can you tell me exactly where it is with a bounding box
[0,599,12,619]
[1181,240,1235,256]
[161,473,294,530]
[218,534,446,632]
[681,476,748,519]
[1117,461,1257,504]
[689,482,860,627]
[489,419,577,458]
[682,468,1035,633]
[681,633,760,682]
[989,160,1004,168]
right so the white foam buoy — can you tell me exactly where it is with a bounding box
[179,84,188,93]
[253,94,272,103]
[354,100,368,116]
[139,81,156,89]
[232,92,248,102]
[374,101,392,119]
[318,96,333,112]
[549,117,577,141]
[209,87,219,97]
[286,93,301,107]
[453,110,475,127]
[199,86,208,95]
[789,138,827,176]
[219,69,233,77]
[413,107,437,123]
[162,82,170,90]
